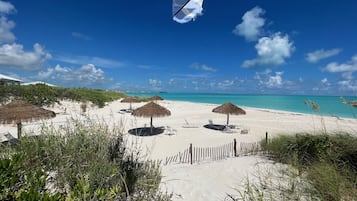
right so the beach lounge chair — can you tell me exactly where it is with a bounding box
[240,128,249,134]
[222,126,236,133]
[182,119,199,128]
[165,126,177,136]
[1,132,19,146]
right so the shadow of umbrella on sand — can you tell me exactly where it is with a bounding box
[121,97,141,110]
[132,101,171,134]
[0,100,56,139]
[212,102,246,125]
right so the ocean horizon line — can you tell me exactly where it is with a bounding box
[124,91,357,98]
[127,92,357,119]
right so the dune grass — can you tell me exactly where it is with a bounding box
[0,119,171,200]
[0,84,126,107]
[228,133,357,201]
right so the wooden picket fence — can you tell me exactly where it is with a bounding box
[162,139,261,165]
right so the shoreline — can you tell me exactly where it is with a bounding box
[127,92,357,119]
[164,99,357,121]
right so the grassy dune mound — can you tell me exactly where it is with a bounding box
[0,119,171,201]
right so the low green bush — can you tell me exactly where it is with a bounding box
[0,119,170,200]
[261,133,357,201]
[0,85,126,107]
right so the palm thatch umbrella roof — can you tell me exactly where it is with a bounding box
[149,95,164,101]
[132,101,171,133]
[212,102,246,125]
[121,97,141,110]
[0,100,56,139]
[121,97,141,103]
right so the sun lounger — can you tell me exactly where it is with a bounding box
[1,132,19,146]
[240,128,249,134]
[182,119,199,128]
[165,126,177,135]
[222,126,237,133]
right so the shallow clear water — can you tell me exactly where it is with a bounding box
[127,93,357,119]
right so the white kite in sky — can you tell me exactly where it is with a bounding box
[173,0,204,23]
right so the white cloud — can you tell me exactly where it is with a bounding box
[71,32,91,41]
[38,64,106,86]
[149,79,162,90]
[55,55,123,68]
[0,16,15,44]
[0,43,51,70]
[323,55,357,73]
[191,63,217,72]
[255,69,284,88]
[315,78,331,91]
[321,78,330,86]
[168,78,175,85]
[233,6,265,41]
[306,48,342,63]
[338,79,357,91]
[218,80,234,88]
[0,2,51,71]
[266,72,283,88]
[0,0,15,14]
[173,0,203,24]
[242,33,294,68]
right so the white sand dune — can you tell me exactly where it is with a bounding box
[1,99,357,200]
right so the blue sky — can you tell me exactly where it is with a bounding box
[1,0,357,95]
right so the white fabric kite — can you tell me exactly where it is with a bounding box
[173,0,204,23]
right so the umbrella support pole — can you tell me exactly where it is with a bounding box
[150,116,153,134]
[226,114,230,125]
[17,122,22,139]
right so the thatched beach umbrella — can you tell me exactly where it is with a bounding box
[212,102,246,125]
[0,100,56,139]
[149,95,164,101]
[132,101,171,133]
[121,97,140,110]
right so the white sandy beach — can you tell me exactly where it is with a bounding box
[1,100,357,200]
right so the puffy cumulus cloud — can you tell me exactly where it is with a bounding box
[233,6,265,41]
[38,64,106,86]
[242,33,294,68]
[0,0,15,14]
[338,79,357,91]
[313,78,331,91]
[0,16,15,44]
[266,72,283,88]
[323,55,357,73]
[321,55,357,92]
[191,63,217,72]
[255,69,284,88]
[306,48,342,63]
[149,79,162,90]
[0,43,51,70]
[173,0,203,24]
[0,2,51,71]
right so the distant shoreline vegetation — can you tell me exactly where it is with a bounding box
[0,84,126,108]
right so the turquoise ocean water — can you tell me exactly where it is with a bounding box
[127,93,357,119]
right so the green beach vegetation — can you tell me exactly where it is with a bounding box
[0,118,171,200]
[0,84,126,108]
[228,133,357,201]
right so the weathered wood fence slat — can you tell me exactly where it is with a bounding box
[162,138,262,165]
